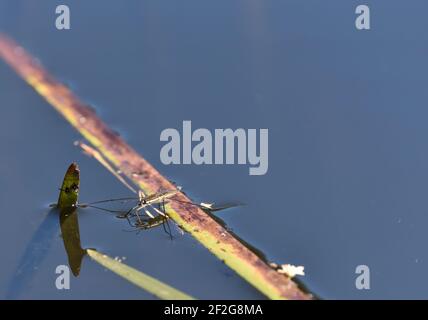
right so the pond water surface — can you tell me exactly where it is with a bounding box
[1,0,428,299]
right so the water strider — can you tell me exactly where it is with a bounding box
[80,189,219,238]
[50,155,241,238]
[76,188,242,239]
[77,189,180,218]
[69,142,242,237]
[51,188,183,238]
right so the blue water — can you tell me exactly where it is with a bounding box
[1,0,428,299]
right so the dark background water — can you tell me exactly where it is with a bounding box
[1,0,428,299]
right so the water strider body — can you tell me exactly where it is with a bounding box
[78,187,240,239]
[73,142,240,236]
[79,189,180,218]
[51,163,241,238]
[132,189,179,218]
[137,190,178,206]
[51,186,241,240]
[70,189,182,238]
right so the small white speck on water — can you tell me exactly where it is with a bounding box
[415,259,419,263]
[397,218,402,224]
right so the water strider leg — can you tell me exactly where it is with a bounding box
[141,206,155,219]
[80,204,125,214]
[160,215,169,236]
[117,204,137,219]
[155,202,166,217]
[162,199,173,240]
[151,201,173,239]
[165,218,173,240]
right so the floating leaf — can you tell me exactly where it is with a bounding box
[57,162,80,209]
[59,207,86,277]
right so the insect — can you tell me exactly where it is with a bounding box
[78,189,182,218]
[67,143,240,237]
[53,187,241,240]
[130,214,175,239]
[80,188,242,238]
[125,189,179,219]
[118,189,180,239]
[75,188,186,238]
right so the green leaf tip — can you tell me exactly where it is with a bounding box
[57,162,80,209]
[86,249,195,300]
